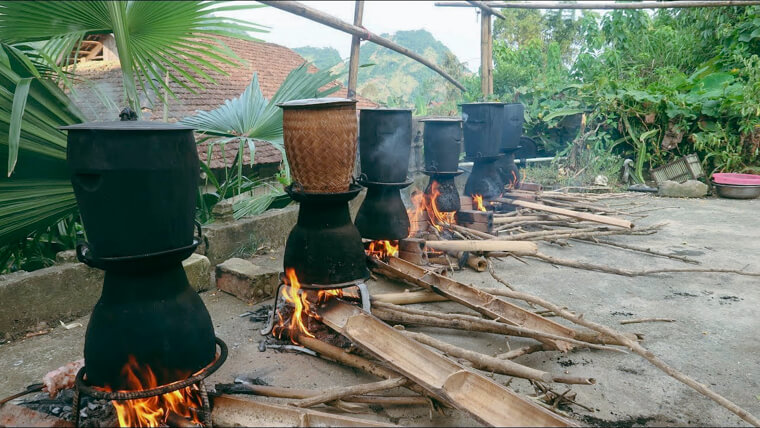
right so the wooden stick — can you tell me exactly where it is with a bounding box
[292,377,408,408]
[480,286,760,426]
[530,252,760,277]
[449,223,495,239]
[371,291,448,305]
[496,344,546,360]
[214,383,431,406]
[498,226,603,241]
[573,237,700,264]
[620,318,676,325]
[371,302,625,353]
[425,239,538,255]
[499,198,634,229]
[296,334,436,401]
[401,331,594,385]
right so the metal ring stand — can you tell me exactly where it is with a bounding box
[72,337,227,427]
[260,281,371,336]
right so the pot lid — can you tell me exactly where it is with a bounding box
[459,102,506,106]
[359,107,412,112]
[278,97,356,109]
[60,107,194,131]
[418,117,463,122]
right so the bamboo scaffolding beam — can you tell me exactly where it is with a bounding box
[346,0,364,99]
[436,1,760,9]
[260,1,466,91]
[317,299,574,427]
[479,285,760,427]
[466,0,506,19]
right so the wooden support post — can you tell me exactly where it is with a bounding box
[479,10,492,97]
[346,0,364,99]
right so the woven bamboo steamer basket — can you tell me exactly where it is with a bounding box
[279,98,358,193]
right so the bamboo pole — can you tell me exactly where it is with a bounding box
[346,0,364,99]
[260,1,466,91]
[479,9,492,97]
[371,290,449,305]
[498,198,634,229]
[425,239,538,255]
[435,1,760,9]
[466,0,505,19]
[292,377,409,408]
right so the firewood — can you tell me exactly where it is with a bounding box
[482,286,760,426]
[372,257,578,351]
[295,334,436,402]
[371,291,448,305]
[400,330,595,385]
[291,377,409,408]
[573,237,700,264]
[619,318,676,325]
[317,299,574,427]
[498,198,634,229]
[455,251,488,272]
[496,344,546,360]
[371,302,624,354]
[424,239,537,255]
[455,210,492,225]
[398,238,426,253]
[456,221,492,234]
[449,223,495,239]
[215,384,431,406]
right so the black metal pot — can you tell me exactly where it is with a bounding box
[501,103,524,152]
[359,109,412,183]
[62,111,198,260]
[84,265,216,390]
[283,184,369,286]
[355,181,411,240]
[461,102,505,159]
[421,118,463,173]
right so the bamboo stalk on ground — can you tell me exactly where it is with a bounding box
[371,291,449,305]
[400,330,596,385]
[291,378,409,408]
[479,286,760,426]
[497,198,634,229]
[496,344,546,360]
[425,239,538,254]
[371,302,625,353]
[619,318,676,325]
[215,383,430,406]
[573,237,700,264]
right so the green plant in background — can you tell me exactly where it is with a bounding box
[0,1,266,273]
[181,63,341,223]
[0,1,267,116]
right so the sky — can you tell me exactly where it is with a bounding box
[221,1,486,71]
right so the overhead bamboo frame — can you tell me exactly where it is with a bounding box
[436,1,760,10]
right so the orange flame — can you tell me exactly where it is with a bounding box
[506,170,519,190]
[365,240,399,260]
[274,268,314,344]
[424,181,456,232]
[473,194,487,212]
[107,357,202,427]
[407,191,427,237]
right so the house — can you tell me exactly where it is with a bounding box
[69,35,377,178]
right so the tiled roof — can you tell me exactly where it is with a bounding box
[70,36,377,166]
[196,139,283,170]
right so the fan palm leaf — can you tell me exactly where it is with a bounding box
[0,1,268,113]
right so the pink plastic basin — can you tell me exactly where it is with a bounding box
[712,173,760,186]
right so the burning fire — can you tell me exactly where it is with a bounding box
[107,357,202,427]
[473,194,487,212]
[365,240,399,260]
[273,268,343,343]
[407,181,456,237]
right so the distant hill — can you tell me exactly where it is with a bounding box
[294,30,468,108]
[293,46,342,71]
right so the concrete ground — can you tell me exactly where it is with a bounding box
[1,194,758,426]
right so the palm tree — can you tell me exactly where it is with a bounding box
[0,1,265,269]
[182,63,342,221]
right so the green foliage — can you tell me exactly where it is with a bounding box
[0,1,267,114]
[293,46,342,70]
[490,6,760,181]
[182,63,341,223]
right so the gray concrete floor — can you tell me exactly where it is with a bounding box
[1,195,759,426]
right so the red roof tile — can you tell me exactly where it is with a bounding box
[70,36,377,166]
